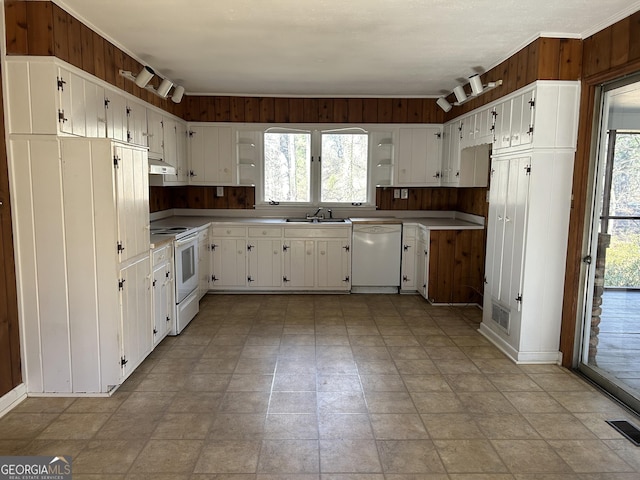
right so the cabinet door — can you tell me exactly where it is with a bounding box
[500,156,531,310]
[485,159,510,302]
[163,117,178,168]
[58,67,85,136]
[105,91,127,142]
[247,239,282,288]
[397,128,427,185]
[510,94,525,147]
[476,108,493,144]
[176,121,189,183]
[317,239,350,289]
[236,130,261,186]
[152,261,170,346]
[498,100,513,149]
[115,145,150,262]
[189,125,233,184]
[520,89,535,147]
[283,240,315,288]
[120,257,152,379]
[460,115,475,149]
[84,82,106,138]
[211,238,246,288]
[198,229,210,298]
[400,238,416,290]
[146,109,164,157]
[126,99,147,146]
[416,237,429,299]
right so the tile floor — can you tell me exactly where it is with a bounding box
[2,293,640,479]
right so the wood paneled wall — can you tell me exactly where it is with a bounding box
[150,186,255,213]
[0,60,22,396]
[183,96,444,124]
[444,37,582,120]
[559,10,640,368]
[4,1,185,118]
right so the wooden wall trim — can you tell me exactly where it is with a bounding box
[560,9,640,368]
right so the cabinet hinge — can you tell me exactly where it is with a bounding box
[104,98,110,108]
[166,271,170,278]
[126,107,131,116]
[343,276,350,283]
[525,165,531,175]
[210,244,217,251]
[247,244,254,252]
[188,130,196,137]
[491,110,498,118]
[343,245,350,252]
[120,356,128,367]
[166,316,171,322]
[153,328,158,335]
[528,99,535,108]
[118,278,126,290]
[117,241,124,254]
[515,294,523,303]
[403,275,409,282]
[211,275,218,283]
[113,156,120,168]
[56,76,66,91]
[583,255,592,265]
[283,244,289,252]
[527,125,534,135]
[435,132,442,139]
[283,276,290,283]
[403,244,411,251]
[58,109,67,123]
[247,276,254,283]
[127,131,132,143]
[152,279,157,287]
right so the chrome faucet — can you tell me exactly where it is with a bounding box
[312,207,324,217]
[306,207,324,221]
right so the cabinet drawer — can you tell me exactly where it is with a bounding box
[285,227,350,238]
[210,226,247,237]
[152,245,171,266]
[248,227,282,238]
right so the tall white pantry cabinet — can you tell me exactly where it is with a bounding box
[9,137,151,394]
[480,81,580,364]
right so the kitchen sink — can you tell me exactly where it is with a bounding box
[285,218,347,223]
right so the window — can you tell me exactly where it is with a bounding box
[264,132,311,203]
[320,133,368,203]
[262,129,371,205]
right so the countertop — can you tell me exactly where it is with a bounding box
[149,214,484,245]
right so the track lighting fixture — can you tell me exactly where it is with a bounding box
[436,97,452,112]
[119,66,184,103]
[171,85,185,104]
[157,78,173,98]
[453,85,467,104]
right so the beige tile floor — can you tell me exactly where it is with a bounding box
[2,293,640,479]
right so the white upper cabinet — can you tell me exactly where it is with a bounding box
[370,131,394,187]
[146,109,164,158]
[236,130,261,186]
[105,89,128,143]
[395,126,442,186]
[84,81,107,138]
[126,98,147,146]
[441,121,461,186]
[188,125,234,184]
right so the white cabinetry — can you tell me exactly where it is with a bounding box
[210,226,247,288]
[441,121,462,186]
[188,125,234,184]
[400,225,417,292]
[459,144,490,187]
[395,126,442,186]
[370,131,394,187]
[247,227,283,288]
[236,130,261,186]
[152,244,173,346]
[480,81,580,364]
[105,90,128,143]
[416,227,430,300]
[198,227,211,298]
[146,108,164,158]
[317,238,351,289]
[9,137,151,394]
[126,98,147,146]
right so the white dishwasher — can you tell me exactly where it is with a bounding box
[352,223,402,293]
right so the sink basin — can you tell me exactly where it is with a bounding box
[285,218,347,223]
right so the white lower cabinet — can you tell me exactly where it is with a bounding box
[210,227,248,289]
[317,239,351,289]
[416,228,430,300]
[283,240,315,289]
[152,244,174,347]
[400,226,417,292]
[247,228,283,288]
[120,256,153,378]
[198,227,210,298]
[9,136,152,394]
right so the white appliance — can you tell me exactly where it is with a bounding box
[352,224,402,293]
[151,226,200,334]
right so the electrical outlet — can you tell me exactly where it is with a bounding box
[401,188,409,199]
[216,186,224,197]
[393,189,400,199]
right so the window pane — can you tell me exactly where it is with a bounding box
[321,133,369,203]
[264,133,311,202]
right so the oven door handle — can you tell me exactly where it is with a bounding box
[175,232,198,246]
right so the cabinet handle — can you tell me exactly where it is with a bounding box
[433,172,440,178]
[497,215,503,221]
[343,276,350,282]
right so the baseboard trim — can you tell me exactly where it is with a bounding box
[479,323,561,364]
[0,384,27,418]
